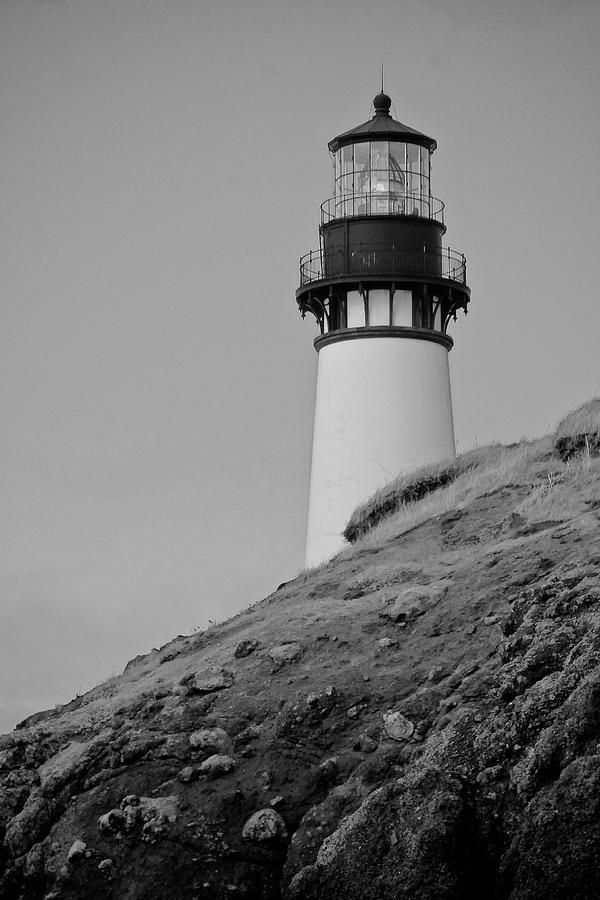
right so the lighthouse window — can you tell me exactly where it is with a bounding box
[370,142,388,188]
[347,291,365,328]
[413,295,423,327]
[341,144,353,174]
[370,142,389,213]
[341,145,353,191]
[392,290,412,326]
[352,143,369,214]
[337,150,344,192]
[413,294,432,328]
[354,143,369,193]
[333,150,345,215]
[369,289,390,326]
[406,144,420,210]
[389,142,406,213]
[328,297,346,331]
[390,141,405,172]
[421,147,430,184]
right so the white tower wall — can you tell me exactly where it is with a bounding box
[305,336,455,568]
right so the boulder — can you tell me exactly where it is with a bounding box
[67,840,87,863]
[189,727,231,754]
[235,639,259,658]
[198,754,235,777]
[242,808,288,842]
[268,643,303,666]
[383,710,415,742]
[378,637,397,649]
[98,808,125,835]
[178,765,197,783]
[383,584,448,624]
[192,666,234,693]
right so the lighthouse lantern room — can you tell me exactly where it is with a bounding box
[298,91,471,568]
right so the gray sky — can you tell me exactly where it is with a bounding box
[2,0,599,732]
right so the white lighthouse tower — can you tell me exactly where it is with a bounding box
[298,91,470,567]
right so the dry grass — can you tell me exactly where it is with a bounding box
[343,444,510,544]
[517,455,600,523]
[555,398,600,462]
[343,458,459,544]
[341,398,600,552]
[556,398,600,440]
[343,437,555,553]
[303,399,600,581]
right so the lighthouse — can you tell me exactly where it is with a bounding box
[298,91,470,567]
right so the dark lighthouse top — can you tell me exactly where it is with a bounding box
[328,91,437,154]
[297,92,470,351]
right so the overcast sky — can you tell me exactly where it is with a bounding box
[2,0,599,732]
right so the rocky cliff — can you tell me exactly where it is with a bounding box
[2,403,600,899]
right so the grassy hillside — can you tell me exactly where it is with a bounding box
[1,399,600,900]
[344,396,600,548]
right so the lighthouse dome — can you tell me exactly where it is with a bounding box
[328,93,437,153]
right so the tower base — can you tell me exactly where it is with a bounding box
[305,335,455,568]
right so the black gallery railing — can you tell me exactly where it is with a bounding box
[299,245,467,286]
[321,193,445,225]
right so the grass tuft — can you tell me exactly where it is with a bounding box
[341,437,556,554]
[555,398,600,462]
[328,398,600,565]
[343,444,513,544]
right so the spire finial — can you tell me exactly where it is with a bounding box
[373,68,391,117]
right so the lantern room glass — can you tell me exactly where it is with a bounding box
[333,140,431,219]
